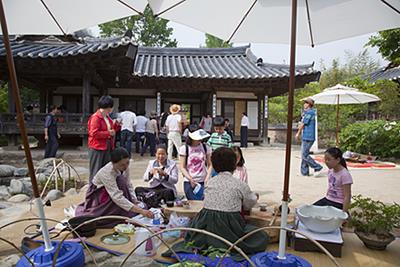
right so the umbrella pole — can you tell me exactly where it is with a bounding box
[0,0,53,251]
[336,95,340,146]
[278,0,297,259]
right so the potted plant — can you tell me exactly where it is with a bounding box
[349,195,400,250]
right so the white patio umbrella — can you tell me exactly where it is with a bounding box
[0,1,147,265]
[309,84,381,146]
[0,0,147,35]
[147,0,400,264]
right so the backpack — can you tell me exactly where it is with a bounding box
[185,142,208,166]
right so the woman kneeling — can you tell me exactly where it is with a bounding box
[76,147,153,225]
[171,147,269,256]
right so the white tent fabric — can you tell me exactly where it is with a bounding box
[310,84,381,104]
[148,0,400,46]
[1,0,148,35]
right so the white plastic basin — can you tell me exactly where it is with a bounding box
[296,205,348,233]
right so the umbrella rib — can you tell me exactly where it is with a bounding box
[117,0,144,16]
[227,0,258,43]
[154,0,187,17]
[40,0,66,35]
[305,0,315,48]
[379,0,400,15]
[348,93,363,104]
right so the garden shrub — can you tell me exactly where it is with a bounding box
[340,120,400,158]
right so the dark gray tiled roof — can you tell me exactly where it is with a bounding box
[134,46,317,79]
[1,36,318,80]
[0,35,135,58]
[365,65,400,82]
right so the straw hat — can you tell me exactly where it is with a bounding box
[169,104,181,114]
[189,129,210,141]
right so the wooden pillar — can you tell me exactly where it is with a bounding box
[46,88,53,113]
[156,92,161,117]
[81,72,91,148]
[82,72,91,116]
[7,83,15,113]
[39,89,46,113]
[262,94,269,144]
[258,94,263,139]
[211,92,217,118]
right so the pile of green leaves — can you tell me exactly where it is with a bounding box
[185,241,229,260]
[349,195,400,236]
[340,120,400,158]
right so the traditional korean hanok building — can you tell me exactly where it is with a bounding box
[0,34,320,146]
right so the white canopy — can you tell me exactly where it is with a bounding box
[310,84,381,105]
[148,0,400,46]
[0,0,147,35]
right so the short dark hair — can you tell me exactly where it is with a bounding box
[213,116,225,127]
[156,144,167,153]
[111,147,130,163]
[224,118,229,122]
[232,146,245,167]
[26,105,33,111]
[211,147,237,173]
[48,105,58,112]
[98,95,114,109]
[242,112,247,116]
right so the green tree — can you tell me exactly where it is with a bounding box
[268,51,388,146]
[367,28,400,65]
[0,83,39,112]
[204,34,232,48]
[0,84,8,112]
[99,6,177,47]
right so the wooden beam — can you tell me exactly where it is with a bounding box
[82,71,91,115]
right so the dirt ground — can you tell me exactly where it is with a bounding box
[0,146,399,257]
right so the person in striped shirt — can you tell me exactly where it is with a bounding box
[207,116,232,151]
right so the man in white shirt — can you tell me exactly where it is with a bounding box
[240,112,249,148]
[135,111,148,154]
[165,104,182,160]
[119,108,137,156]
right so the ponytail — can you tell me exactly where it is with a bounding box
[325,147,347,169]
[339,157,347,169]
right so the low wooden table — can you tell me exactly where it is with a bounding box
[163,200,203,219]
[245,209,295,243]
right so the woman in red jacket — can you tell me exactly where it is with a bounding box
[88,95,120,182]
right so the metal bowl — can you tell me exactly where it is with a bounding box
[296,205,348,233]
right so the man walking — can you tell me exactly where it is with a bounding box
[166,104,182,160]
[240,112,249,148]
[296,98,323,176]
[119,107,137,156]
[44,105,60,158]
[135,111,148,154]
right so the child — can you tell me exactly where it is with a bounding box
[179,125,212,200]
[232,146,248,183]
[314,147,353,212]
[207,116,232,151]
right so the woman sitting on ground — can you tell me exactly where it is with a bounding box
[75,147,153,225]
[168,147,268,256]
[135,144,179,206]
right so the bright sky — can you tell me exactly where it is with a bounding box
[169,22,387,70]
